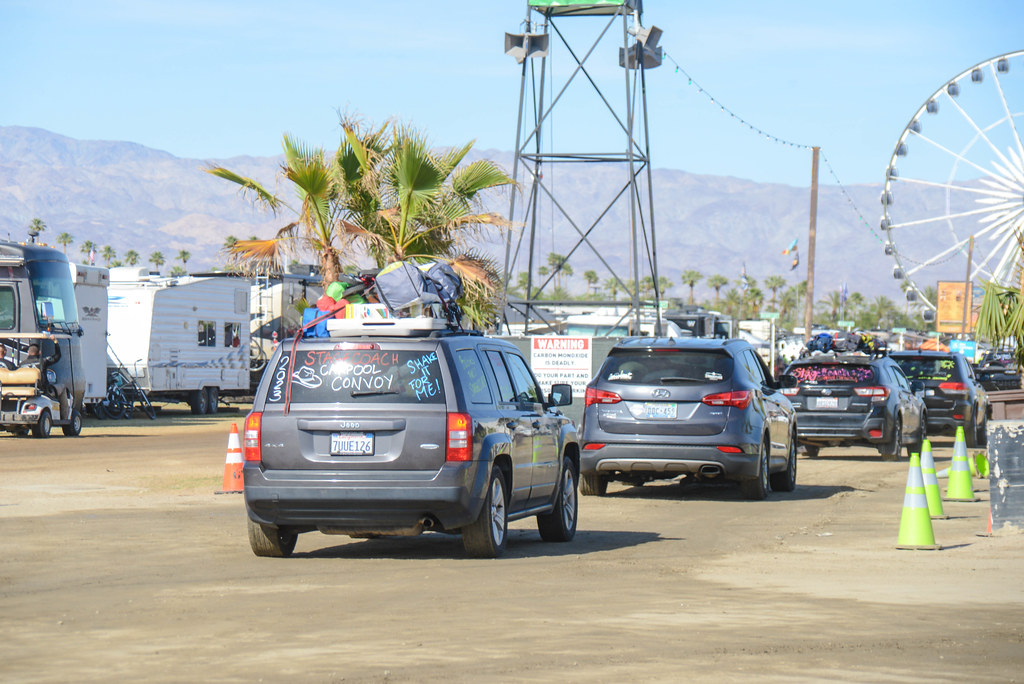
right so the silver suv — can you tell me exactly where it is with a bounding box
[243,324,579,558]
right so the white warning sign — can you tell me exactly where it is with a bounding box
[531,337,593,397]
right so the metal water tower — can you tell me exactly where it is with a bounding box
[502,0,663,334]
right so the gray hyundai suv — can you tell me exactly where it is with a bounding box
[243,325,579,558]
[580,337,797,500]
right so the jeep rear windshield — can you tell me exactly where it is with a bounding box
[786,363,875,385]
[600,350,733,385]
[893,356,956,381]
[264,347,445,405]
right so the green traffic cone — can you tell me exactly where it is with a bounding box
[945,426,979,502]
[897,452,941,550]
[974,452,990,478]
[918,442,947,519]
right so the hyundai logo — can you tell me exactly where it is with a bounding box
[652,388,671,399]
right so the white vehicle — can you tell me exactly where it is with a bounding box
[106,268,251,414]
[249,273,322,371]
[69,263,110,406]
[563,313,685,338]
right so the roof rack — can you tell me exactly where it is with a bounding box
[326,318,453,337]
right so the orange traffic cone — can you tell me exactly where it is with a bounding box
[216,423,244,494]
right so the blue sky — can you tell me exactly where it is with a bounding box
[2,0,1021,187]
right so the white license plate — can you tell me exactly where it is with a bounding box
[330,432,374,456]
[643,402,677,419]
[815,396,838,409]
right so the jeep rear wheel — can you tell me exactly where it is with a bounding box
[462,467,508,558]
[247,518,297,558]
[537,458,578,543]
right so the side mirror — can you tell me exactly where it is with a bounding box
[778,374,798,388]
[910,380,925,394]
[548,383,573,407]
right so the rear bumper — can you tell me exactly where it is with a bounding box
[794,411,886,445]
[923,400,972,433]
[243,461,487,533]
[580,442,761,481]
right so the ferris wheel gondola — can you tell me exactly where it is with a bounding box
[882,50,1024,310]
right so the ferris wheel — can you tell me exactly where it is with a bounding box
[882,50,1024,310]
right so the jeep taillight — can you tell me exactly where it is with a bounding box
[939,381,968,394]
[446,412,472,462]
[854,386,889,401]
[585,387,621,407]
[702,390,751,410]
[244,412,262,462]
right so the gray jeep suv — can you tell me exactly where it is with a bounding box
[243,325,579,558]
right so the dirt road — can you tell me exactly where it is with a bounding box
[2,409,1021,683]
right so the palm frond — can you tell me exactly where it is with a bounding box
[451,160,514,199]
[205,166,284,212]
[227,238,289,275]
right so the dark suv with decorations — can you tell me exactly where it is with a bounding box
[890,350,988,447]
[579,337,797,500]
[243,323,579,558]
[782,353,926,459]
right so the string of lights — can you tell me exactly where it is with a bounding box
[660,51,963,271]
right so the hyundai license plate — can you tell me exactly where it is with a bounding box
[330,432,374,456]
[815,396,838,410]
[642,402,677,419]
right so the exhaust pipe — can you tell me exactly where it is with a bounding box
[698,464,723,478]
[419,516,435,530]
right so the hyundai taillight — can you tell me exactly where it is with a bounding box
[585,387,622,407]
[939,381,968,394]
[446,412,472,462]
[854,386,889,401]
[243,412,262,462]
[702,390,751,409]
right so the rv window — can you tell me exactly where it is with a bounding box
[198,320,216,347]
[0,286,14,330]
[27,260,77,326]
[224,322,240,348]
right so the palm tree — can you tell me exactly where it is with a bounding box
[544,253,573,291]
[818,290,842,324]
[706,274,729,305]
[27,218,46,243]
[680,269,703,305]
[210,119,513,325]
[56,232,73,254]
[177,249,191,271]
[764,275,786,310]
[224,235,239,250]
[80,240,96,263]
[603,277,621,299]
[149,251,165,273]
[583,270,599,296]
[170,265,187,276]
[100,245,116,267]
[124,250,140,266]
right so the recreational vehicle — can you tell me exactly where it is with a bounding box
[107,268,251,414]
[0,241,87,437]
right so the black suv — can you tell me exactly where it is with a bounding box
[890,350,988,447]
[782,352,926,459]
[243,322,579,558]
[579,337,797,500]
[974,350,1020,393]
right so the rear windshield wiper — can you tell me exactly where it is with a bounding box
[349,389,400,397]
[658,376,708,384]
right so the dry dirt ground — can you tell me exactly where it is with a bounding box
[1,406,1022,683]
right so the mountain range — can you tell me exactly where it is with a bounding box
[0,125,955,304]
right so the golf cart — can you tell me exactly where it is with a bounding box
[0,242,87,438]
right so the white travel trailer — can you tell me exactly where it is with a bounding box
[107,268,251,414]
[69,263,110,405]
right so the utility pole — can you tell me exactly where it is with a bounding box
[803,146,820,342]
[961,235,974,336]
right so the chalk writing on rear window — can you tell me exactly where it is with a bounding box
[787,364,874,384]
